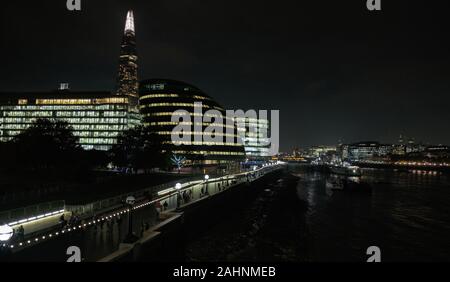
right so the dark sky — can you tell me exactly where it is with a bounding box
[1,0,449,151]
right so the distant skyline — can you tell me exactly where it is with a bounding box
[292,135,449,150]
[1,0,450,151]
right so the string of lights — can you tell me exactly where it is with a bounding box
[5,163,281,251]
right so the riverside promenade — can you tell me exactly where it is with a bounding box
[3,163,285,261]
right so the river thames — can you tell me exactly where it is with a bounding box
[291,165,450,262]
[185,165,450,262]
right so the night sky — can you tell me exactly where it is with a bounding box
[1,0,449,151]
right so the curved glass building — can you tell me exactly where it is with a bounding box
[139,79,245,164]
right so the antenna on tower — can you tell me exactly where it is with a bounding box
[59,83,70,90]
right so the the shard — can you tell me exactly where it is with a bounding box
[115,10,139,111]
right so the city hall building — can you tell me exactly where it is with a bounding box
[139,78,246,164]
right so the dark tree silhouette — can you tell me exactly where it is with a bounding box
[111,125,170,173]
[9,118,80,171]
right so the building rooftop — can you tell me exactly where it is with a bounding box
[139,78,212,96]
[0,90,114,104]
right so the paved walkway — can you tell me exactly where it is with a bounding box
[5,164,282,261]
[11,212,68,235]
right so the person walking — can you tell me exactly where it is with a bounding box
[140,220,145,237]
[18,225,25,241]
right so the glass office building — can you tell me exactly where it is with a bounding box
[139,79,245,163]
[0,11,142,151]
[235,117,271,159]
[0,90,140,150]
[342,141,392,161]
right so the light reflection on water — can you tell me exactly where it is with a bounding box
[290,166,450,262]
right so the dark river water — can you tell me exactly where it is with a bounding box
[290,165,450,262]
[7,166,449,262]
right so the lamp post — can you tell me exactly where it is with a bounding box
[123,196,139,243]
[0,224,13,242]
[175,183,182,209]
[0,224,13,258]
[204,175,209,195]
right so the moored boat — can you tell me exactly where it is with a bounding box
[329,165,362,177]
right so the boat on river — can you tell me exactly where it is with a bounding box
[329,165,362,177]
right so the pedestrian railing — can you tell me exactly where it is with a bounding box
[0,200,65,227]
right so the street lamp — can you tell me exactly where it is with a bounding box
[175,183,182,209]
[123,196,139,243]
[204,175,209,195]
[0,224,13,242]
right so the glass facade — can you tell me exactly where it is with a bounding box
[139,79,245,163]
[235,117,271,159]
[343,142,393,160]
[0,92,140,150]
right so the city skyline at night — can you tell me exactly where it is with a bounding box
[2,0,450,269]
[1,1,450,150]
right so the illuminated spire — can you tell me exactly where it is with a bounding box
[116,9,139,111]
[124,10,135,33]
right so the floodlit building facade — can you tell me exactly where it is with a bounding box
[342,141,393,161]
[0,10,142,151]
[139,79,245,164]
[235,117,271,159]
[0,90,140,150]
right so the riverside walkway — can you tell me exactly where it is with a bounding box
[3,163,284,261]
